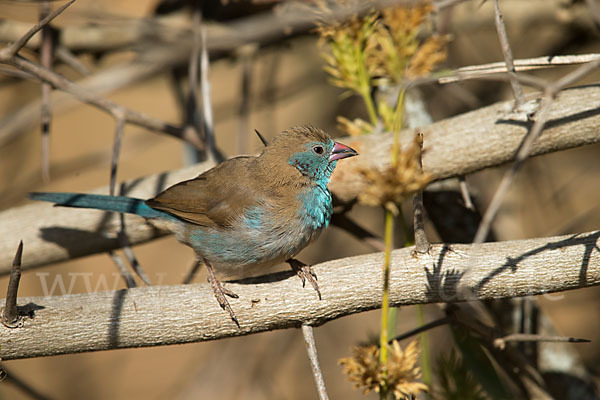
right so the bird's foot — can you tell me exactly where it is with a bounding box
[287,258,321,300]
[204,259,240,328]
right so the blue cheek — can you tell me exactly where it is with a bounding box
[289,141,336,182]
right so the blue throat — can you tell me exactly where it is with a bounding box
[288,143,337,231]
[297,160,336,230]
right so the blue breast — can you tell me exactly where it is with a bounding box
[297,184,332,231]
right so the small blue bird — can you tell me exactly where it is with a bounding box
[30,126,357,326]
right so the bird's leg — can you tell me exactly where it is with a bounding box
[203,258,240,327]
[286,258,321,300]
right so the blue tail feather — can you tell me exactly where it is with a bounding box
[29,192,168,219]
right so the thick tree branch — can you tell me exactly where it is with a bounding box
[1,84,600,274]
[1,230,599,360]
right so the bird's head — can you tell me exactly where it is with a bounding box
[261,125,358,186]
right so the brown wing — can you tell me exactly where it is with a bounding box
[146,156,261,228]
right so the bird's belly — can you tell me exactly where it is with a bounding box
[187,221,323,279]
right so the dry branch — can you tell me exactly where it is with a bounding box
[2,229,600,360]
[1,84,600,274]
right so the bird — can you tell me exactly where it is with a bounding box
[30,125,358,327]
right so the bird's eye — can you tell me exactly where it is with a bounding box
[312,145,324,155]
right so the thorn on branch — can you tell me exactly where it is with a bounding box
[2,241,24,328]
[493,0,524,107]
[254,129,269,146]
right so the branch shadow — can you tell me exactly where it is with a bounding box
[230,270,295,286]
[473,231,600,294]
[39,227,120,258]
[108,289,126,348]
[425,244,465,302]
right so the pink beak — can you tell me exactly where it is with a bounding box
[330,141,358,161]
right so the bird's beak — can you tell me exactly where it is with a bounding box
[330,141,358,161]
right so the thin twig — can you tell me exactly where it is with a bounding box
[200,22,221,162]
[109,113,126,196]
[2,241,23,328]
[2,0,75,58]
[39,2,54,183]
[493,333,591,350]
[119,235,151,286]
[550,56,600,93]
[55,45,90,76]
[183,4,206,164]
[237,44,257,154]
[0,65,34,80]
[116,212,152,286]
[473,95,552,244]
[458,176,475,211]
[437,53,600,85]
[389,316,450,343]
[108,250,136,288]
[493,0,524,106]
[301,324,330,400]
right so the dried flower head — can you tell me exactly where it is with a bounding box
[358,133,431,214]
[367,1,446,85]
[406,35,449,78]
[382,1,434,44]
[316,12,380,96]
[339,340,428,399]
[340,344,381,395]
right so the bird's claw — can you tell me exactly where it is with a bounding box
[287,258,321,300]
[204,259,240,328]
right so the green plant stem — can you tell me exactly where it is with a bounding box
[378,86,406,399]
[391,88,406,162]
[360,87,378,126]
[417,304,432,386]
[379,208,394,399]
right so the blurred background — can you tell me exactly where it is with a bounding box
[1,0,600,398]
